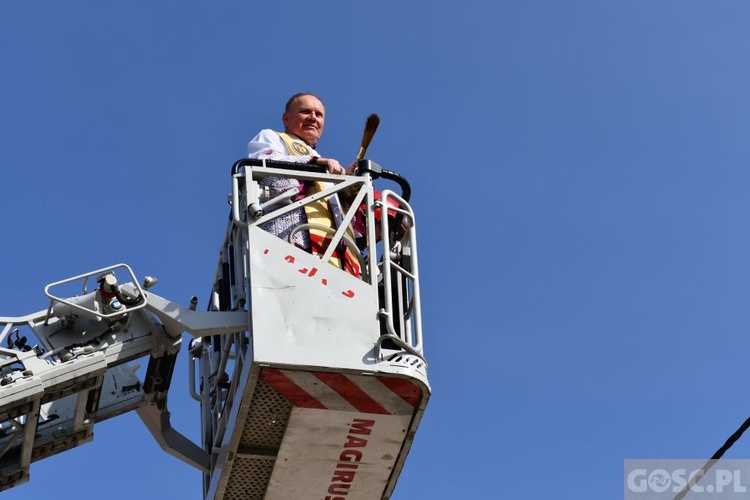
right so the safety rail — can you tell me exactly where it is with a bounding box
[231,158,379,285]
[43,263,148,325]
[226,157,423,355]
[377,188,423,355]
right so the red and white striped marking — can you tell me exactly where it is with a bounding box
[260,368,420,416]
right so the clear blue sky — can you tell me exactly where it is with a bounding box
[2,2,750,499]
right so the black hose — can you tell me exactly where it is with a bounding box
[112,285,143,307]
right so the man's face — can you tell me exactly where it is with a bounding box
[283,95,325,147]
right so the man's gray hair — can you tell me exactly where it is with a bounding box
[285,92,323,112]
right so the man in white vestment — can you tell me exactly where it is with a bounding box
[246,93,359,276]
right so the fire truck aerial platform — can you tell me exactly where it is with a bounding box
[0,157,430,499]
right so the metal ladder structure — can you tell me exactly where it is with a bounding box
[0,158,429,499]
